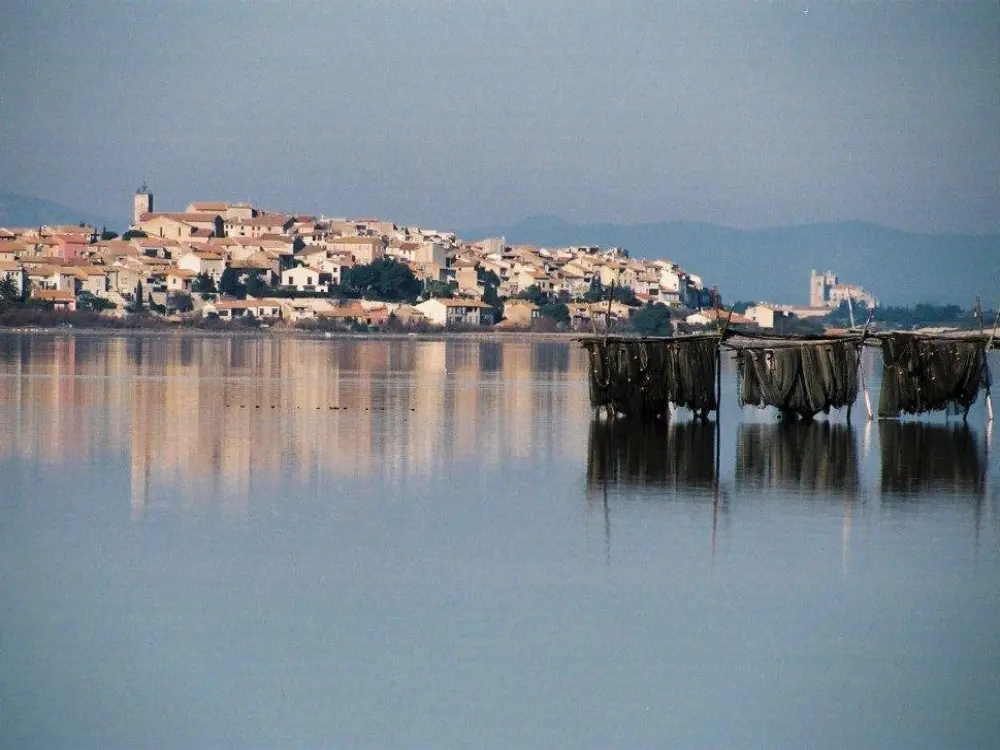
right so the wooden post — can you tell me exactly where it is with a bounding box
[853,309,876,421]
[982,302,999,422]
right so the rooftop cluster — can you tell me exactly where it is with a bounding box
[0,191,726,331]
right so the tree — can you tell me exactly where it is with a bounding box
[132,281,145,311]
[166,292,194,314]
[583,277,604,302]
[99,226,118,241]
[477,268,502,309]
[514,284,548,305]
[342,258,421,302]
[609,285,639,306]
[218,267,246,298]
[538,302,570,325]
[0,277,20,312]
[77,291,115,312]
[423,279,456,299]
[122,230,147,240]
[245,272,269,298]
[631,302,675,336]
[191,272,216,295]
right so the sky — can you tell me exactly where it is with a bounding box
[1,0,998,234]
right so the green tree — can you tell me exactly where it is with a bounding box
[0,277,20,312]
[99,226,118,241]
[122,230,147,240]
[538,302,570,325]
[132,281,144,311]
[218,267,246,298]
[583,277,604,302]
[343,258,421,301]
[166,292,194,314]
[423,279,456,299]
[191,272,216,294]
[477,268,502,308]
[631,302,675,336]
[514,284,548,305]
[245,272,269,298]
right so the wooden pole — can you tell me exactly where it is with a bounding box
[982,301,999,422]
[853,308,876,421]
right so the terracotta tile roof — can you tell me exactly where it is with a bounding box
[234,215,293,227]
[140,212,221,223]
[424,298,494,309]
[33,289,75,302]
[330,236,382,245]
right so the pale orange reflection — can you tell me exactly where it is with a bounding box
[0,335,591,516]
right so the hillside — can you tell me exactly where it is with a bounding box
[0,189,115,233]
[463,216,1000,307]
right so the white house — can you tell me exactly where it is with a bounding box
[177,249,226,284]
[281,266,331,293]
[415,298,496,327]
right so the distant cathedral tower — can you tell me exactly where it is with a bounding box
[133,183,153,226]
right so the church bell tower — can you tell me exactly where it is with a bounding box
[133,183,153,226]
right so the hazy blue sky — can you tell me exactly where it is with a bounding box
[2,0,998,233]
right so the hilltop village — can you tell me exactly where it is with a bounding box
[0,188,876,333]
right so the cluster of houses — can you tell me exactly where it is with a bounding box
[0,187,753,330]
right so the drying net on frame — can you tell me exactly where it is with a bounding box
[583,338,718,419]
[735,340,860,418]
[877,334,986,418]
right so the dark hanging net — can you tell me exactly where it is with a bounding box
[877,335,985,418]
[583,337,718,419]
[736,340,860,419]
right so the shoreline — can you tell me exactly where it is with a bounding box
[0,325,583,343]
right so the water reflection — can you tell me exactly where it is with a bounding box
[0,334,591,517]
[586,417,717,491]
[879,421,986,498]
[736,422,859,495]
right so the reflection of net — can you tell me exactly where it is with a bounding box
[583,338,718,418]
[736,422,858,494]
[736,341,860,418]
[586,418,716,489]
[879,422,985,496]
[878,335,986,418]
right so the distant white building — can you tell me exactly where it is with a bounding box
[810,270,878,309]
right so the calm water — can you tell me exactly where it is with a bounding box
[1,334,998,749]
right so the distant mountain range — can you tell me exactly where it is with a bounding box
[463,216,1000,307]
[0,189,115,234]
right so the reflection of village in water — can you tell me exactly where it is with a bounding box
[0,335,995,519]
[0,335,592,516]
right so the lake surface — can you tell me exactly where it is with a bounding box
[1,334,998,749]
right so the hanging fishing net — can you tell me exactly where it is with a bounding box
[877,334,985,418]
[735,340,860,419]
[583,336,718,419]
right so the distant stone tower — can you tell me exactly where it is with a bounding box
[133,183,153,226]
[809,269,837,308]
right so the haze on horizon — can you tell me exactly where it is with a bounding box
[2,0,998,235]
